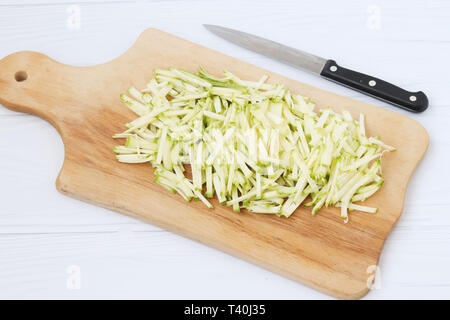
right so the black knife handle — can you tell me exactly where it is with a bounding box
[320,60,428,112]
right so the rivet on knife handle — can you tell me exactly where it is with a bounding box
[320,60,428,113]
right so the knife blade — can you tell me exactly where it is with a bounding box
[204,24,428,113]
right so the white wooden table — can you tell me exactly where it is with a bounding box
[0,0,449,299]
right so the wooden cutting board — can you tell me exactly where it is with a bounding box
[0,28,428,299]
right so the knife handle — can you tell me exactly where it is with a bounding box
[320,60,428,112]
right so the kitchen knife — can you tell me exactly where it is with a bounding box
[204,24,428,113]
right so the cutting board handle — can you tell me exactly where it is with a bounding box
[0,51,70,127]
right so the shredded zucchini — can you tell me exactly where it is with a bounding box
[113,67,395,223]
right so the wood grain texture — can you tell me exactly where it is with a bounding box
[0,28,428,299]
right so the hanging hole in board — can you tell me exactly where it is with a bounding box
[15,71,28,82]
